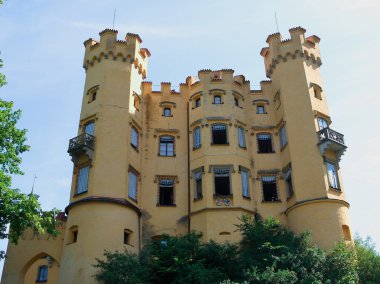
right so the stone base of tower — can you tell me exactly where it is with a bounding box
[190,208,255,243]
[57,199,140,284]
[286,198,351,250]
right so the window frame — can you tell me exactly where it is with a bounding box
[213,95,222,104]
[279,126,287,148]
[238,126,246,148]
[128,167,139,201]
[157,176,176,206]
[83,121,95,136]
[211,123,228,145]
[37,265,48,282]
[193,127,201,149]
[318,117,329,130]
[212,166,233,196]
[256,133,275,153]
[192,167,204,200]
[239,166,250,198]
[159,135,175,157]
[75,165,90,195]
[257,105,266,114]
[131,126,139,150]
[326,160,340,190]
[195,97,201,108]
[261,175,280,202]
[163,107,172,117]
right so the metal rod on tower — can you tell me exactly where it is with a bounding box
[112,9,116,29]
[275,12,282,39]
[31,175,38,194]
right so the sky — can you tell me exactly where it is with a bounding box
[1,0,380,277]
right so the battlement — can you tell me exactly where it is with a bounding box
[142,81,188,96]
[83,29,150,78]
[261,26,322,78]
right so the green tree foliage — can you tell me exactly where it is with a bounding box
[0,35,59,259]
[94,216,363,283]
[355,235,380,283]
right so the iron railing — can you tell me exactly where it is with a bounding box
[317,128,345,146]
[68,133,95,153]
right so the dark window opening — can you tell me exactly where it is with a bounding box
[92,91,97,101]
[234,97,239,106]
[37,265,48,282]
[159,178,174,206]
[213,95,222,104]
[262,176,279,202]
[214,168,231,196]
[73,230,78,243]
[257,134,274,153]
[124,231,130,245]
[163,108,172,117]
[195,98,201,108]
[212,124,227,144]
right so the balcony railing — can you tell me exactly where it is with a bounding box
[317,128,347,161]
[68,133,95,163]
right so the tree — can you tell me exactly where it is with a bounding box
[355,235,380,284]
[0,17,59,258]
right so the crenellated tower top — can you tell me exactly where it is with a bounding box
[83,29,150,78]
[260,26,322,78]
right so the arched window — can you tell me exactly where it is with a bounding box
[318,117,329,130]
[211,124,228,144]
[257,133,274,153]
[159,136,175,156]
[84,121,95,136]
[37,265,48,282]
[193,127,201,149]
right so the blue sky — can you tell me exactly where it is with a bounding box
[1,0,379,276]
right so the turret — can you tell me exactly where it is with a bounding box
[59,29,150,284]
[260,27,350,249]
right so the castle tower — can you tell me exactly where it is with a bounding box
[260,27,351,249]
[57,29,150,283]
[187,70,256,243]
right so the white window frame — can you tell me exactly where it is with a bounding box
[76,166,90,195]
[238,126,246,148]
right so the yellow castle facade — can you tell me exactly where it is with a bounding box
[2,26,351,284]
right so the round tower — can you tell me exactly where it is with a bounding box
[187,70,255,243]
[57,29,150,283]
[260,27,351,249]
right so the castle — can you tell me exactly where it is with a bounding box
[1,26,351,284]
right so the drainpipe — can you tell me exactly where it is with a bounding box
[187,101,191,233]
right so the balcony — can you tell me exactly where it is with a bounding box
[68,133,95,163]
[317,128,347,161]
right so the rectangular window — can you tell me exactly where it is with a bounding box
[241,169,250,197]
[131,127,139,149]
[76,166,89,194]
[262,176,279,202]
[318,117,329,130]
[238,127,246,148]
[280,126,287,148]
[326,162,340,189]
[158,177,175,206]
[37,266,48,282]
[257,133,274,153]
[195,98,201,108]
[159,136,175,156]
[284,171,294,198]
[212,124,228,144]
[214,168,231,196]
[194,171,203,199]
[257,105,265,114]
[213,95,222,104]
[234,97,239,107]
[128,171,138,200]
[193,127,201,149]
[124,230,132,245]
[163,108,172,117]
